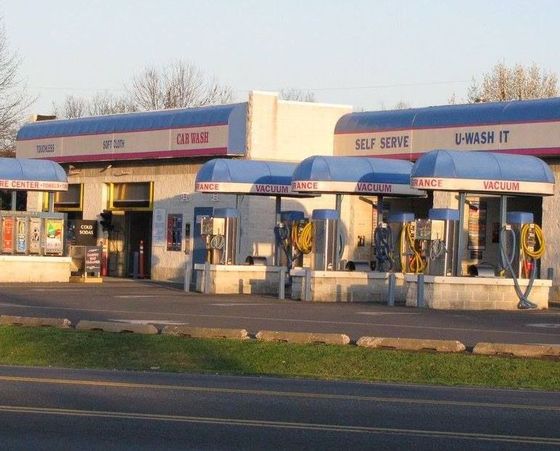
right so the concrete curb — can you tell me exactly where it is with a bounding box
[162,325,249,340]
[357,336,466,353]
[473,342,560,358]
[76,320,158,335]
[0,315,72,329]
[256,330,350,345]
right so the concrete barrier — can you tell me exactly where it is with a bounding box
[76,320,158,335]
[0,315,72,329]
[162,325,249,340]
[473,342,560,358]
[256,330,350,345]
[357,336,466,353]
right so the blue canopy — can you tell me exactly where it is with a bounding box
[411,150,554,195]
[195,159,303,196]
[291,155,425,196]
[0,158,67,191]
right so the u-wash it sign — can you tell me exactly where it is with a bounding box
[336,122,560,158]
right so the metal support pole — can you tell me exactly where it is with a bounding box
[184,255,192,292]
[454,192,466,277]
[417,273,425,308]
[377,195,384,224]
[304,268,311,302]
[48,192,55,212]
[203,261,210,294]
[278,266,286,300]
[335,194,342,270]
[274,196,282,266]
[235,194,241,265]
[499,195,508,270]
[387,273,396,306]
[10,191,17,211]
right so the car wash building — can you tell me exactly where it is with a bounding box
[16,92,351,282]
[14,91,560,305]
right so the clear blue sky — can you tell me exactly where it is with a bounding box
[2,0,560,114]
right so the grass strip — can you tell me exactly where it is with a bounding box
[0,325,558,390]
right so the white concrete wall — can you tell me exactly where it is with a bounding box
[247,91,351,161]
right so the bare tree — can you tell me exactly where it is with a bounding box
[53,95,87,119]
[54,92,137,119]
[279,88,315,102]
[88,92,137,116]
[393,101,410,110]
[129,60,233,110]
[468,62,558,102]
[0,20,33,155]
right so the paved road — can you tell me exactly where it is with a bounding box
[0,279,559,346]
[0,365,558,450]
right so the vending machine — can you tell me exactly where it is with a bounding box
[415,208,459,276]
[200,208,238,265]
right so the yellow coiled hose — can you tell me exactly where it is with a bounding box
[403,222,426,274]
[521,223,545,259]
[520,223,545,278]
[292,221,314,255]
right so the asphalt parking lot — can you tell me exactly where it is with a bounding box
[0,278,558,347]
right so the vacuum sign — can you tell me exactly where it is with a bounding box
[291,180,424,196]
[411,177,554,195]
[196,182,294,195]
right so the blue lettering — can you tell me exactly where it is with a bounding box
[455,130,495,146]
[380,135,409,149]
[355,138,376,150]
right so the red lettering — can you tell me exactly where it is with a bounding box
[176,133,190,145]
[196,182,219,191]
[412,178,442,188]
[292,181,318,191]
[483,180,520,191]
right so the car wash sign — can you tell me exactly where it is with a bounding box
[15,104,247,163]
[411,177,554,195]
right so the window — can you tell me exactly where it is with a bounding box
[109,182,153,210]
[53,184,82,211]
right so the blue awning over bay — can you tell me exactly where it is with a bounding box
[195,159,303,196]
[410,150,554,195]
[290,155,425,196]
[0,158,67,191]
